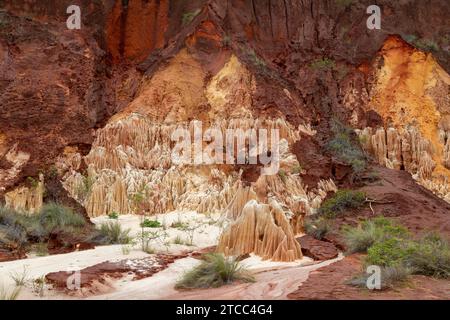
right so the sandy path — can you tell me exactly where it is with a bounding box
[0,245,150,299]
[164,255,344,300]
[89,254,343,300]
[1,246,343,300]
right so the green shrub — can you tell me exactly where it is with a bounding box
[415,39,440,52]
[278,169,287,183]
[366,238,413,267]
[402,34,440,52]
[344,218,450,289]
[304,218,332,240]
[326,120,367,176]
[310,57,336,71]
[0,206,44,247]
[318,189,366,218]
[38,203,86,234]
[335,0,353,8]
[0,224,27,250]
[176,253,255,289]
[95,222,131,245]
[404,233,450,278]
[343,216,410,254]
[76,174,95,199]
[291,165,303,175]
[140,219,161,228]
[0,204,86,249]
[108,212,119,219]
[182,9,201,25]
[26,176,39,189]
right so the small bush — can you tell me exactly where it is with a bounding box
[108,212,119,219]
[366,238,412,267]
[335,0,353,8]
[326,120,367,176]
[176,253,255,289]
[38,203,86,234]
[318,189,366,218]
[0,224,28,250]
[402,34,440,52]
[95,222,131,245]
[344,218,450,289]
[404,233,450,278]
[278,169,287,183]
[76,174,95,199]
[343,216,410,254]
[304,218,332,240]
[0,204,86,250]
[182,9,201,25]
[310,57,336,71]
[291,165,303,175]
[140,219,161,228]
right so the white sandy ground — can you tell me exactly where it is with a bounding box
[0,211,344,300]
[91,212,224,251]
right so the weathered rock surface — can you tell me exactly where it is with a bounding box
[217,199,302,262]
[297,235,339,261]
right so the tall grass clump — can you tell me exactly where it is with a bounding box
[94,221,131,245]
[175,253,255,289]
[403,233,450,279]
[0,284,21,300]
[38,203,86,234]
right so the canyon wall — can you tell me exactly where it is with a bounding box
[1,1,449,261]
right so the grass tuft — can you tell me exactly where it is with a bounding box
[94,221,131,245]
[140,219,161,228]
[176,253,255,289]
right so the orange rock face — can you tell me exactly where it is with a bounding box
[354,36,450,202]
[106,0,169,63]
